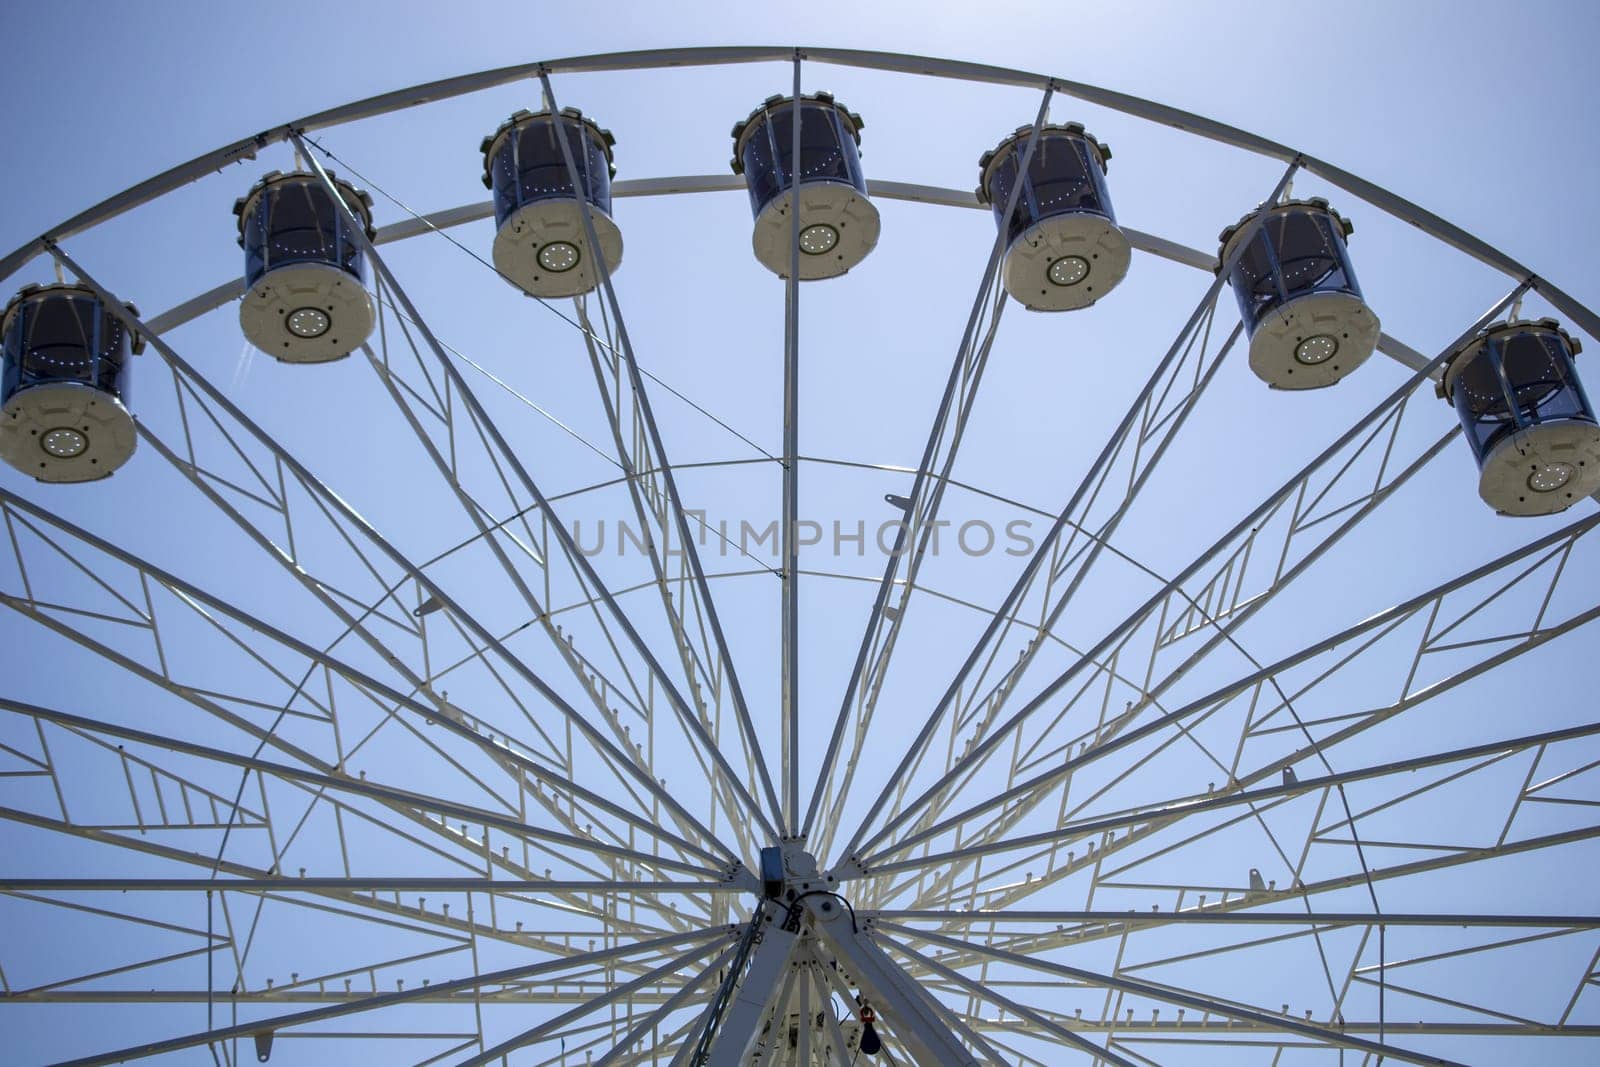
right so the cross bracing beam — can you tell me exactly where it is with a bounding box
[0,489,742,883]
[841,283,1528,873]
[43,242,741,871]
[857,508,1600,874]
[532,71,787,835]
[973,1020,1600,1038]
[296,131,782,847]
[0,800,720,975]
[823,158,1282,869]
[7,989,712,1006]
[1,877,738,892]
[41,925,731,1067]
[363,280,759,852]
[881,934,1136,1066]
[454,933,736,1066]
[873,819,1600,990]
[569,298,768,864]
[0,587,729,924]
[884,680,1597,921]
[590,940,743,1067]
[358,306,764,864]
[893,929,1600,1054]
[130,409,708,872]
[874,921,1464,1066]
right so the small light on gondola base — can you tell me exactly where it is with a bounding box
[1047,255,1090,287]
[799,223,840,256]
[286,307,331,339]
[1294,334,1339,365]
[536,241,581,273]
[1527,463,1574,493]
[41,427,88,458]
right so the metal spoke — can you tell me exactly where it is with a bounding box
[50,926,728,1067]
[843,282,1530,869]
[875,921,1461,1066]
[860,506,1600,873]
[0,489,744,888]
[454,932,734,1065]
[782,53,803,831]
[881,932,1135,1065]
[44,242,739,872]
[591,940,743,1067]
[519,73,788,837]
[823,221,1256,865]
[803,84,1054,846]
[294,136,781,846]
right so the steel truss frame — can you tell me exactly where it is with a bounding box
[1,43,1597,1067]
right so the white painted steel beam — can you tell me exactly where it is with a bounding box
[4,46,1593,340]
[806,898,980,1066]
[704,911,801,1067]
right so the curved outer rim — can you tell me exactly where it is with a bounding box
[2,44,1595,345]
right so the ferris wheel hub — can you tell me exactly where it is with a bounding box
[759,842,828,898]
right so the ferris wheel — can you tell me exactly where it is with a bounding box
[2,45,1599,1066]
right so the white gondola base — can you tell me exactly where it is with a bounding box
[239,262,375,363]
[751,183,880,280]
[1476,420,1600,517]
[1248,290,1380,390]
[491,198,623,299]
[0,381,136,483]
[1002,212,1131,312]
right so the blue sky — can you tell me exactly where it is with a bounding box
[4,0,1598,286]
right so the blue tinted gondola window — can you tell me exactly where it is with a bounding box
[242,180,366,286]
[2,292,131,404]
[488,119,612,227]
[1453,329,1597,461]
[739,103,865,218]
[985,135,1112,244]
[1226,209,1359,333]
